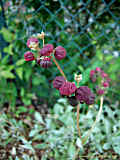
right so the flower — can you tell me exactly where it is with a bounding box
[90,70,96,82]
[40,44,54,56]
[40,57,52,68]
[101,72,108,78]
[90,70,95,77]
[86,93,95,105]
[97,89,104,95]
[59,81,77,96]
[27,37,39,50]
[102,81,109,87]
[54,46,66,60]
[96,67,101,72]
[24,51,35,61]
[53,76,66,90]
[75,86,95,105]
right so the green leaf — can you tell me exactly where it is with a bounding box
[68,143,76,159]
[3,44,13,55]
[1,71,15,79]
[29,129,39,137]
[41,155,47,160]
[16,59,25,66]
[53,103,64,115]
[103,143,111,150]
[17,106,27,113]
[34,143,48,149]
[20,88,25,97]
[16,67,23,79]
[76,138,83,151]
[34,112,44,124]
[0,27,15,42]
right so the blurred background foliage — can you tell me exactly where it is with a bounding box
[0,0,120,159]
[0,0,120,110]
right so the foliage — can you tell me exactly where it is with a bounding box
[0,98,120,159]
[0,0,119,109]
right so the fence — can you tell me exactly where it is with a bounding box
[0,0,120,105]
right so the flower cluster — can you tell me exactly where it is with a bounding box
[53,76,95,106]
[24,34,66,68]
[24,32,96,107]
[90,67,111,95]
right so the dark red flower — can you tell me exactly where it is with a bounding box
[54,46,66,60]
[75,86,95,105]
[24,51,35,61]
[86,93,95,105]
[40,57,52,68]
[40,44,54,56]
[67,96,78,106]
[59,82,77,96]
[53,76,66,90]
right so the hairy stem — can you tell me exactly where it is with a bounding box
[82,96,104,144]
[51,55,67,81]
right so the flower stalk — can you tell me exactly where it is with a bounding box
[77,103,82,139]
[50,55,67,81]
[82,96,104,144]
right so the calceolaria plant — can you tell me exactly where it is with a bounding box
[24,32,110,153]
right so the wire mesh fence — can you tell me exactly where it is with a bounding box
[0,0,120,105]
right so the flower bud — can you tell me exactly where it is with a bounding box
[101,72,108,78]
[40,44,54,56]
[74,74,82,83]
[102,81,109,87]
[59,82,77,96]
[96,67,101,72]
[40,57,52,68]
[54,46,66,60]
[36,58,41,65]
[67,96,78,106]
[24,51,35,61]
[90,70,95,78]
[97,89,104,95]
[53,76,66,90]
[27,37,39,50]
